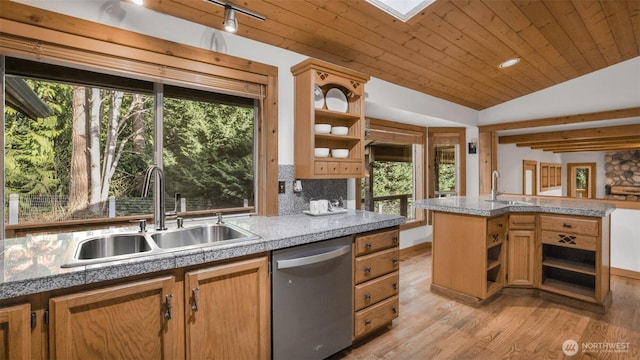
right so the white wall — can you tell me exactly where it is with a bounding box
[611,209,640,273]
[497,144,561,195]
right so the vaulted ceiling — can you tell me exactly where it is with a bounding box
[143,0,640,111]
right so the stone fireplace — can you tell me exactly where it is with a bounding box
[605,150,640,201]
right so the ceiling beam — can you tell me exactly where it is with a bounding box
[524,136,640,149]
[499,124,640,144]
[479,107,640,132]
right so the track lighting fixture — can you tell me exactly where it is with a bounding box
[205,0,266,33]
[223,6,237,33]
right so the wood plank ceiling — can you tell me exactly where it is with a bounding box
[138,0,639,151]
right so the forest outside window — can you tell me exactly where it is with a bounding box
[3,57,257,235]
[360,118,426,226]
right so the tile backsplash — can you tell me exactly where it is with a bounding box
[278,165,348,215]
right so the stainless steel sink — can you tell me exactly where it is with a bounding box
[485,199,532,205]
[62,233,155,267]
[151,224,260,249]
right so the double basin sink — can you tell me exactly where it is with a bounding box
[62,223,260,268]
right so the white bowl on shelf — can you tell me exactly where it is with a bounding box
[331,126,348,135]
[325,88,348,112]
[314,124,331,134]
[331,149,349,158]
[314,148,330,157]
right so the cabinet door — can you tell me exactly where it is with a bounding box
[185,256,270,360]
[0,303,30,360]
[49,276,180,360]
[507,230,535,286]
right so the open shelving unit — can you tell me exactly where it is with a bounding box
[291,58,370,179]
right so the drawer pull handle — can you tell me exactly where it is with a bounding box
[562,223,572,228]
[191,287,200,311]
[164,294,173,320]
[392,236,398,243]
[364,294,372,300]
[364,267,371,274]
[497,223,504,228]
[364,319,372,325]
[392,307,397,314]
[392,282,398,290]
[365,243,372,249]
[392,258,399,264]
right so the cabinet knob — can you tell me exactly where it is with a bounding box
[364,293,372,300]
[392,258,399,265]
[392,236,398,243]
[392,282,398,290]
[364,319,372,325]
[392,307,397,314]
[364,267,371,274]
[365,243,372,249]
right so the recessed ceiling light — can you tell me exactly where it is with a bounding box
[499,58,520,69]
[131,0,144,5]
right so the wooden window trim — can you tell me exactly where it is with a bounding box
[0,4,279,238]
[358,118,427,227]
[427,127,467,198]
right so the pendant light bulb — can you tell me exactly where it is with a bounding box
[223,6,238,33]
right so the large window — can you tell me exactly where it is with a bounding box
[3,57,257,233]
[359,119,426,226]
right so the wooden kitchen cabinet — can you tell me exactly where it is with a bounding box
[432,212,506,302]
[291,58,370,179]
[49,276,181,360]
[0,303,31,360]
[353,227,399,339]
[507,214,536,287]
[539,214,610,305]
[184,256,270,360]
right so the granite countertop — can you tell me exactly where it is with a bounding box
[414,196,615,217]
[0,210,405,300]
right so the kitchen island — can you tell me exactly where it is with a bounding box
[415,196,615,312]
[0,210,404,359]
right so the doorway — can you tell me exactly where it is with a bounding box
[522,160,537,195]
[567,163,596,198]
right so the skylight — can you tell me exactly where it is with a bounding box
[366,0,436,22]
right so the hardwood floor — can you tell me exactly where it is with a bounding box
[340,250,640,359]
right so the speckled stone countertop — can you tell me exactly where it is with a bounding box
[414,196,615,217]
[0,210,405,300]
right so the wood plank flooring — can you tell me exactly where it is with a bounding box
[339,250,640,359]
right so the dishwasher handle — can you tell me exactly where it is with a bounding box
[276,245,351,269]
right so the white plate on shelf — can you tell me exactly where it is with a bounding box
[314,84,325,109]
[325,88,348,112]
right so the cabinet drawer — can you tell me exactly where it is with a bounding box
[354,229,399,256]
[509,214,536,230]
[340,162,362,175]
[314,161,328,174]
[540,215,598,236]
[354,295,399,338]
[487,215,508,235]
[541,230,597,251]
[354,271,399,311]
[354,248,399,284]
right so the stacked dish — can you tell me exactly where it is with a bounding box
[314,84,325,109]
[314,148,330,157]
[314,124,331,134]
[331,149,349,158]
[325,88,348,112]
[330,126,348,135]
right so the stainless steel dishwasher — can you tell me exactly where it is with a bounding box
[272,236,353,359]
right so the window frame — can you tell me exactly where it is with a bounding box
[358,118,427,230]
[0,7,278,238]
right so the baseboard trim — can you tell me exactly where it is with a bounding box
[611,267,640,280]
[399,242,431,260]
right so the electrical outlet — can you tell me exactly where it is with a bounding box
[278,181,286,194]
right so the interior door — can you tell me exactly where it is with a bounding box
[522,160,537,195]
